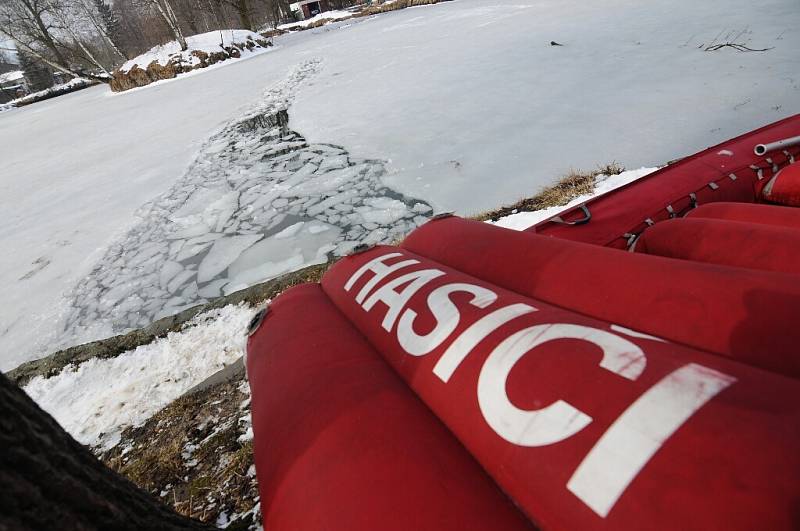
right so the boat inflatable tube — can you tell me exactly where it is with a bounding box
[761,161,800,207]
[686,201,800,230]
[634,217,800,275]
[246,284,533,531]
[321,246,800,530]
[401,216,800,379]
[531,113,800,247]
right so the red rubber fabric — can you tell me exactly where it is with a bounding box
[246,283,532,531]
[762,162,800,207]
[686,201,800,229]
[321,247,800,530]
[401,217,800,378]
[529,114,800,248]
[635,217,800,275]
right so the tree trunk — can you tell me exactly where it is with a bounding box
[236,0,253,31]
[31,10,69,68]
[81,0,128,61]
[152,0,188,50]
[0,372,215,530]
[162,0,189,50]
[74,37,111,75]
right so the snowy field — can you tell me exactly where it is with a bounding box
[1,0,799,371]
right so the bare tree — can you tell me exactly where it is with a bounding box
[0,0,72,73]
[217,0,253,31]
[79,0,128,60]
[47,0,111,74]
[147,0,188,50]
[0,0,112,80]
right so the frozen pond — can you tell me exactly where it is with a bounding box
[1,0,798,370]
[61,61,431,337]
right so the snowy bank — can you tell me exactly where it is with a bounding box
[111,30,272,92]
[277,10,353,31]
[24,304,256,451]
[0,77,97,112]
[490,167,659,231]
[273,0,447,32]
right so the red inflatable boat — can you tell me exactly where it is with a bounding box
[246,114,800,530]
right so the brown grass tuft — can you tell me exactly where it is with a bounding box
[100,377,260,528]
[472,162,625,222]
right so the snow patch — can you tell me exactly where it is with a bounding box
[0,70,24,84]
[23,304,256,451]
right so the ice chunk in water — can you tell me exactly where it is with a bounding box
[197,234,263,283]
[167,269,194,293]
[198,279,229,299]
[167,222,211,240]
[176,241,214,262]
[159,261,183,289]
[362,228,389,245]
[205,191,240,233]
[273,221,305,239]
[308,223,330,235]
[357,198,410,224]
[186,233,224,245]
[307,190,357,217]
[225,254,307,291]
[170,186,228,220]
[228,222,341,282]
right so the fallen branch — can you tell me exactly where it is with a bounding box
[705,42,774,52]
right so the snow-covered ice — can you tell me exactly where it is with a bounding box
[288,0,800,214]
[1,0,799,370]
[22,304,255,450]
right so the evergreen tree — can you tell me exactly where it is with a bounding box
[18,50,52,92]
[92,0,127,57]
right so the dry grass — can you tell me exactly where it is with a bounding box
[472,162,625,222]
[100,376,259,529]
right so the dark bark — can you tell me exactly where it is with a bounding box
[23,0,69,67]
[18,49,52,91]
[0,372,216,531]
[235,0,252,31]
